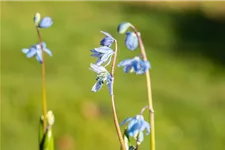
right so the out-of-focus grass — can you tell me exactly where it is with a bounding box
[1,1,225,150]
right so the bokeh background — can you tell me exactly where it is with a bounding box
[1,1,225,150]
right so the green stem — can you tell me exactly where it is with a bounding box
[110,40,126,150]
[36,27,47,133]
[130,25,155,150]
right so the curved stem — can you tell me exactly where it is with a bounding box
[36,27,47,133]
[110,40,126,150]
[130,25,155,150]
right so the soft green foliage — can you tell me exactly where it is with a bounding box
[1,1,225,150]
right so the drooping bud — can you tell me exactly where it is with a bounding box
[117,22,132,34]
[33,12,41,26]
[39,17,53,28]
[125,32,138,51]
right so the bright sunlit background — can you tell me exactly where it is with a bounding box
[1,1,225,150]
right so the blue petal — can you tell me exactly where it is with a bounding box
[26,47,37,58]
[118,59,133,67]
[104,53,114,67]
[91,50,102,58]
[137,131,144,144]
[131,60,139,73]
[106,75,113,96]
[127,117,138,131]
[95,46,113,54]
[100,31,113,38]
[120,117,133,126]
[39,17,53,28]
[100,36,114,47]
[124,65,132,73]
[125,32,138,51]
[43,48,52,56]
[22,48,29,54]
[91,80,103,92]
[36,55,42,64]
[99,51,114,65]
[96,58,104,66]
[143,121,150,135]
[90,63,107,74]
[36,50,43,63]
[128,121,141,137]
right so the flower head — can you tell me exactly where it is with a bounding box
[39,17,53,28]
[91,46,114,66]
[125,32,138,51]
[100,31,115,47]
[22,42,52,64]
[120,114,150,145]
[90,63,113,95]
[118,56,151,74]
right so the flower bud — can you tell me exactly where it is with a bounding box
[117,22,132,34]
[39,17,53,28]
[125,32,138,51]
[33,12,41,26]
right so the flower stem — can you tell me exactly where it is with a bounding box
[36,27,48,133]
[131,25,156,150]
[110,40,126,150]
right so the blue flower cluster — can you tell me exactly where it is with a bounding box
[117,22,151,74]
[22,13,53,64]
[90,31,115,95]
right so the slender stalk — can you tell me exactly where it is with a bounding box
[130,25,155,150]
[110,40,126,150]
[36,27,47,132]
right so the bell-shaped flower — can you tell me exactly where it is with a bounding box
[100,31,115,47]
[90,63,113,95]
[125,32,138,51]
[118,56,151,74]
[39,17,53,28]
[91,46,114,66]
[120,114,150,145]
[22,42,52,64]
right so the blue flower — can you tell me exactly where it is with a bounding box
[39,17,53,28]
[90,63,113,95]
[118,57,151,74]
[91,46,114,66]
[100,31,115,47]
[125,32,138,51]
[120,114,150,145]
[22,42,52,63]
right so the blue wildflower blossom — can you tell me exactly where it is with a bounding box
[100,31,115,47]
[22,42,52,63]
[125,32,138,51]
[90,63,113,95]
[120,114,150,145]
[91,46,114,66]
[118,56,151,74]
[39,17,53,28]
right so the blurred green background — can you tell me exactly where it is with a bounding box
[1,1,225,150]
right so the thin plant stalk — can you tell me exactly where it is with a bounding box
[36,27,48,132]
[130,25,156,150]
[110,40,126,150]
